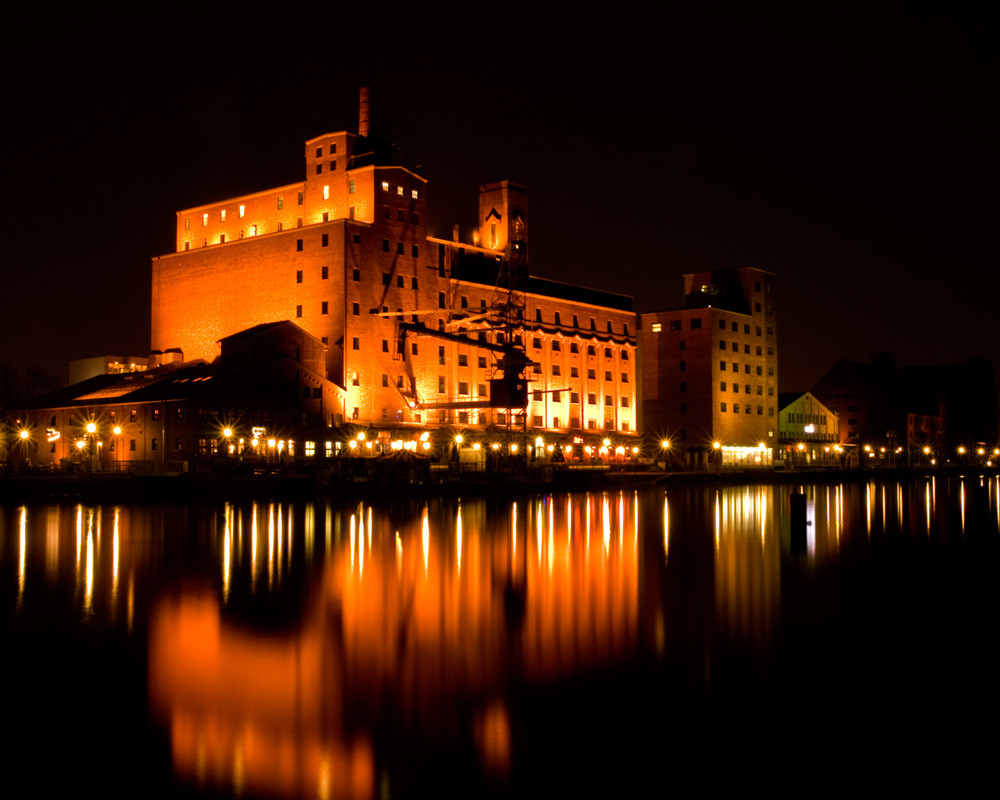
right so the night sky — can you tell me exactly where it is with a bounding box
[3,9,994,393]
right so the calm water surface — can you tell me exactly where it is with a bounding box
[2,477,999,797]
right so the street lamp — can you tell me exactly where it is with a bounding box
[113,425,122,470]
[86,421,97,475]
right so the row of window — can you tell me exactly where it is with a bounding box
[381,239,419,257]
[531,309,630,336]
[719,341,765,355]
[296,266,330,283]
[720,382,774,396]
[380,181,419,200]
[531,339,632,359]
[719,403,775,416]
[719,361,775,374]
[296,303,329,317]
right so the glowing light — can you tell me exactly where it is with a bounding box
[455,435,463,444]
[661,439,670,449]
[19,429,29,440]
[86,422,97,434]
[223,427,232,438]
[713,441,721,449]
[113,425,122,436]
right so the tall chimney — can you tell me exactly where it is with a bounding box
[359,87,370,138]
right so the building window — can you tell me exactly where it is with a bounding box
[322,233,329,247]
[438,376,446,394]
[588,393,596,405]
[438,346,446,365]
[721,403,727,412]
[458,382,469,395]
[296,305,303,318]
[605,395,613,406]
[412,245,419,258]
[296,270,303,284]
[397,242,405,255]
[553,365,562,376]
[352,268,360,281]
[691,319,701,329]
[438,292,446,309]
[621,397,629,408]
[587,346,596,356]
[296,239,303,251]
[720,361,726,371]
[151,438,158,451]
[720,341,726,350]
[650,322,662,333]
[349,180,355,194]
[679,361,686,372]
[604,370,612,381]
[571,367,579,378]
[478,356,487,368]
[588,369,596,379]
[412,277,419,290]
[381,181,389,192]
[352,338,359,350]
[319,302,328,315]
[329,160,336,171]
[129,439,136,452]
[458,354,468,367]
[412,343,418,355]
[553,340,561,352]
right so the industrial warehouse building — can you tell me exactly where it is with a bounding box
[639,268,779,466]
[150,93,639,442]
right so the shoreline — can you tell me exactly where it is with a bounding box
[2,464,997,504]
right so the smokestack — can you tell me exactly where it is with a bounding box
[359,87,370,138]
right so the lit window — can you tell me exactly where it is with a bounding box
[412,189,419,199]
[202,213,208,226]
[239,205,245,218]
[650,323,662,333]
[349,180,355,194]
[220,209,226,222]
[323,185,330,200]
[250,224,257,236]
[278,197,283,210]
[184,217,190,231]
[397,186,404,196]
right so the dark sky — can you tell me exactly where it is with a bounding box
[2,9,995,392]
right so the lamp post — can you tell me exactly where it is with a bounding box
[661,439,670,471]
[113,425,122,471]
[86,421,97,476]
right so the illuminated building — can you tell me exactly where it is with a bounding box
[68,355,149,385]
[777,391,841,465]
[151,93,638,441]
[639,268,778,466]
[20,322,345,469]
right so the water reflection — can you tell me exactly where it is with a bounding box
[3,477,1000,797]
[147,493,641,798]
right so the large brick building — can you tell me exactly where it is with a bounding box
[640,268,778,465]
[151,95,638,441]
